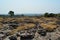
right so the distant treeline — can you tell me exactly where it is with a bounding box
[0,11,60,17]
[0,13,60,17]
[0,15,25,17]
[43,12,60,17]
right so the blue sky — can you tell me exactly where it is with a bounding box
[0,0,60,14]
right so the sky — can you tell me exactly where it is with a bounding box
[0,0,60,14]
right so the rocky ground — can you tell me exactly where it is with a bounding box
[0,25,60,40]
[0,17,60,40]
[33,27,60,40]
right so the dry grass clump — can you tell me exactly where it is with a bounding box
[10,26,25,35]
[0,24,3,29]
[40,23,57,31]
[16,18,25,22]
[10,23,35,35]
[48,22,56,25]
[44,17,58,22]
[0,17,3,22]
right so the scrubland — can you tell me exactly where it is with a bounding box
[0,17,59,35]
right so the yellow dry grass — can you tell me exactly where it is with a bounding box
[0,24,3,29]
[0,17,3,22]
[40,23,57,31]
[48,22,56,25]
[0,17,59,34]
[10,23,35,35]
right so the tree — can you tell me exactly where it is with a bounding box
[57,13,60,17]
[8,11,14,16]
[44,13,56,17]
[44,12,49,17]
[49,13,55,17]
